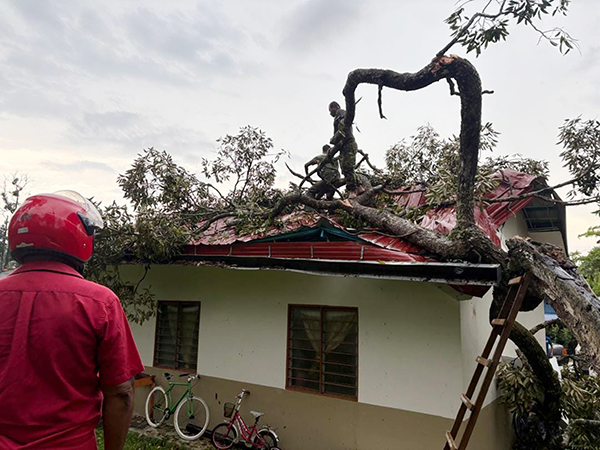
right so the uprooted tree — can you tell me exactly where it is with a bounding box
[91,1,600,447]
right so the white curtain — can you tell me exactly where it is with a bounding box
[301,310,321,356]
[301,309,355,356]
[323,310,356,354]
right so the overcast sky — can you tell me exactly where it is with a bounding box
[1,0,599,253]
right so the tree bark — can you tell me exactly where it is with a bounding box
[341,56,481,231]
[508,237,600,370]
[510,321,564,448]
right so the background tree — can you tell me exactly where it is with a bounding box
[0,173,29,270]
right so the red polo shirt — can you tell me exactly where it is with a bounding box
[0,261,145,449]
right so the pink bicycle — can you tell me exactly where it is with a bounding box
[211,389,279,449]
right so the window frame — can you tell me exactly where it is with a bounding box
[285,304,359,401]
[153,300,201,373]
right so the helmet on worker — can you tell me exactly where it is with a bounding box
[8,190,103,270]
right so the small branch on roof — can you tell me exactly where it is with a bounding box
[482,174,591,205]
[268,192,353,219]
[197,212,237,233]
[482,90,494,95]
[378,84,387,119]
[530,318,561,335]
[385,187,428,195]
[560,196,600,207]
[355,149,381,172]
[286,163,317,184]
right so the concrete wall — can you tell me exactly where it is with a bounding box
[134,368,512,450]
[126,264,464,419]
[529,230,566,250]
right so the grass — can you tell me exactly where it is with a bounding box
[96,429,190,450]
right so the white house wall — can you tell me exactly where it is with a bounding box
[529,231,566,250]
[459,213,547,406]
[123,264,465,419]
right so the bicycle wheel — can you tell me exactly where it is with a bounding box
[174,396,210,440]
[145,386,168,427]
[252,429,279,449]
[212,422,239,449]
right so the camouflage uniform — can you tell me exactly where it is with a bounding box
[307,153,340,200]
[330,108,359,191]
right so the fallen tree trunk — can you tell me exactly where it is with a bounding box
[508,237,600,370]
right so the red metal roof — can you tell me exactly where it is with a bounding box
[189,169,539,263]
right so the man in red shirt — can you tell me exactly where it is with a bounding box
[0,191,145,449]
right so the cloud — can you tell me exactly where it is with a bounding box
[67,110,215,155]
[43,160,115,173]
[280,0,362,53]
[0,1,256,96]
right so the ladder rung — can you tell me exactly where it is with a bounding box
[461,393,475,411]
[491,319,506,326]
[445,431,458,450]
[508,276,522,285]
[476,356,491,367]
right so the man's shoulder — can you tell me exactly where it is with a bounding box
[59,276,121,307]
[1,269,119,304]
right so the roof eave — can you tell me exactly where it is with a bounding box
[174,254,501,288]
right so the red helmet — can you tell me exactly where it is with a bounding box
[8,190,104,263]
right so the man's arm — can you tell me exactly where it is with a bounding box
[305,156,321,173]
[330,110,347,145]
[102,378,135,450]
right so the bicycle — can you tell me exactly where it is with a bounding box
[145,372,210,441]
[211,389,280,449]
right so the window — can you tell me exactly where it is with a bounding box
[154,301,200,371]
[287,305,358,399]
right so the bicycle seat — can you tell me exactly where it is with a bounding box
[250,411,264,419]
[164,373,173,381]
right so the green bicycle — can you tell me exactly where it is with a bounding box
[145,373,210,441]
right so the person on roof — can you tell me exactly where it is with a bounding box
[0,190,144,450]
[328,100,361,198]
[305,144,341,200]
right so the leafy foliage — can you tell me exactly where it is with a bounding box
[202,126,287,207]
[384,123,547,209]
[445,0,575,56]
[498,360,600,450]
[562,370,600,450]
[558,118,600,199]
[84,203,157,325]
[118,148,215,214]
[497,361,545,416]
[572,247,600,296]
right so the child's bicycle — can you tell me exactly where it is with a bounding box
[211,389,280,449]
[145,372,210,441]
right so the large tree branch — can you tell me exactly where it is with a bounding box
[509,321,564,448]
[508,237,600,371]
[342,56,482,231]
